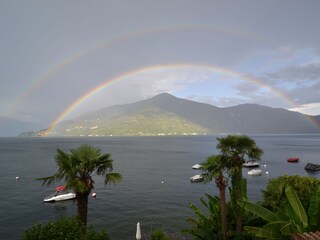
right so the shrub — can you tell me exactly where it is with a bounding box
[261,175,320,210]
[21,217,109,240]
[150,229,170,240]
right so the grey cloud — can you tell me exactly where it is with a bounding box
[1,1,320,125]
[287,82,320,105]
[234,82,262,94]
[260,63,320,105]
[266,63,320,83]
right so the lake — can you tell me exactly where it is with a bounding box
[1,134,319,239]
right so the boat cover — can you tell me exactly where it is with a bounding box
[55,186,65,191]
[305,163,320,171]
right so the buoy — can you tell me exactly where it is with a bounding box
[16,176,20,180]
[266,172,269,174]
[92,193,96,197]
[161,181,164,184]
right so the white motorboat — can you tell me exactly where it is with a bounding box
[243,161,260,168]
[190,174,204,182]
[44,186,76,202]
[247,169,262,176]
[192,164,202,169]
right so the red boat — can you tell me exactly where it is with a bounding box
[287,157,299,163]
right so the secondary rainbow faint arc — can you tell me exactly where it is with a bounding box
[3,24,269,119]
[47,63,311,133]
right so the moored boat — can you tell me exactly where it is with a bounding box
[192,164,202,169]
[44,186,76,202]
[248,169,262,176]
[243,161,260,168]
[305,163,320,172]
[287,157,299,163]
[190,174,204,182]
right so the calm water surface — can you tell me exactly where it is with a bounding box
[0,135,319,239]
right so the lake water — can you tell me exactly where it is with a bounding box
[1,134,320,239]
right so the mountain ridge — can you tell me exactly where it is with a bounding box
[19,93,320,136]
[0,116,43,137]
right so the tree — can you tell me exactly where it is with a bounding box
[217,135,263,233]
[201,155,228,240]
[240,186,320,239]
[38,144,122,225]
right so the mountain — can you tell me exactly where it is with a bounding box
[0,116,43,137]
[46,93,320,136]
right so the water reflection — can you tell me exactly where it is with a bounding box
[44,199,77,213]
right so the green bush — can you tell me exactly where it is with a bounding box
[261,175,320,210]
[150,229,170,240]
[21,217,109,240]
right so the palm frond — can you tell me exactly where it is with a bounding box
[263,221,294,238]
[95,154,113,175]
[104,172,122,185]
[56,151,75,179]
[279,221,300,236]
[36,175,56,186]
[285,186,308,228]
[239,199,279,222]
[67,178,88,193]
[308,187,320,228]
[244,226,278,239]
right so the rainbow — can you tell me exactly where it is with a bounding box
[46,63,319,133]
[2,24,269,119]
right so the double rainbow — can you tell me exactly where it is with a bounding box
[2,24,318,131]
[46,63,319,133]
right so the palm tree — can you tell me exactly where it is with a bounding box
[201,155,228,240]
[38,144,122,225]
[217,135,263,233]
[260,177,286,210]
[183,194,224,239]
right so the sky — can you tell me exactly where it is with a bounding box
[1,0,320,128]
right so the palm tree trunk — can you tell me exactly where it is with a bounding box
[235,196,242,233]
[217,175,228,240]
[234,170,243,233]
[77,192,90,226]
[230,175,243,233]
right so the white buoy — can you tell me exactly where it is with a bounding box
[136,222,141,240]
[161,181,164,184]
[16,176,20,180]
[92,192,96,197]
[266,171,269,174]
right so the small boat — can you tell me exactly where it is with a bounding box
[287,157,299,163]
[190,174,204,182]
[305,163,320,172]
[44,186,76,202]
[248,169,262,176]
[192,164,202,169]
[243,161,260,168]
